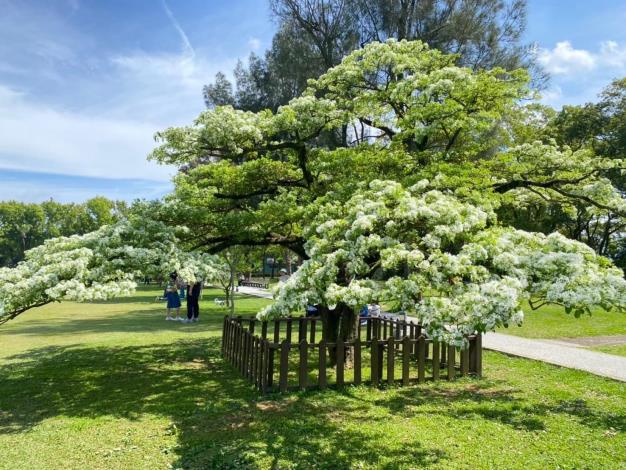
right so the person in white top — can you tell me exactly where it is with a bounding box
[368,304,381,317]
[278,268,290,283]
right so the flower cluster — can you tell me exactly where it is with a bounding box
[0,218,226,323]
[260,179,626,348]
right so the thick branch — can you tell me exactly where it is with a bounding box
[196,234,308,259]
[359,117,396,139]
[0,300,52,326]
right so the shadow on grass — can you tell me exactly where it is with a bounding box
[3,307,224,337]
[1,336,624,469]
[367,381,625,433]
[0,337,445,468]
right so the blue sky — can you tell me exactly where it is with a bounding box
[1,0,625,203]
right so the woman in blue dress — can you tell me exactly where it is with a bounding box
[165,272,182,321]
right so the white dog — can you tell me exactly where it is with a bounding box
[214,298,226,306]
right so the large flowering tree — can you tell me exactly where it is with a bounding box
[149,39,626,348]
[261,180,626,348]
[0,214,224,325]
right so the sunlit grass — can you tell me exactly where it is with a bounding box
[498,302,626,339]
[0,287,624,469]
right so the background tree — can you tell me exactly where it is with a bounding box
[0,197,127,267]
[351,0,534,71]
[204,0,540,114]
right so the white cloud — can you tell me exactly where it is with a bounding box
[538,40,626,76]
[538,41,595,75]
[248,37,262,51]
[536,40,626,109]
[0,0,268,201]
[108,50,236,124]
[0,84,173,181]
[599,40,626,68]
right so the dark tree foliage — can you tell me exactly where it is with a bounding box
[0,197,127,267]
[204,0,539,113]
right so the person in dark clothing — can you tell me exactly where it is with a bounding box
[186,279,202,322]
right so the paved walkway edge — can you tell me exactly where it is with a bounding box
[483,332,626,382]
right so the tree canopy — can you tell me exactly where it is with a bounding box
[151,39,626,344]
[261,180,626,346]
[0,197,127,267]
[153,40,621,257]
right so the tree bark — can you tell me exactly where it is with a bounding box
[319,302,359,367]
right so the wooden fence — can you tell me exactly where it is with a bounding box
[221,315,482,393]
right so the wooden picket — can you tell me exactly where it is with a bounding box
[221,315,482,393]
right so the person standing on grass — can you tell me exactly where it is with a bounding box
[165,272,183,321]
[185,278,202,323]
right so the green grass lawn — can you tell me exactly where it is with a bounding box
[591,343,626,357]
[1,288,625,469]
[498,302,626,339]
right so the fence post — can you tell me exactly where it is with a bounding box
[257,337,265,390]
[299,339,308,391]
[223,317,230,359]
[247,332,254,381]
[298,317,306,342]
[309,319,316,344]
[261,321,268,340]
[241,330,248,376]
[267,344,275,389]
[234,323,241,370]
[371,337,379,386]
[366,318,372,341]
[417,336,426,383]
[461,347,469,377]
[256,339,263,390]
[228,319,235,362]
[447,345,455,380]
[402,336,410,386]
[432,341,440,381]
[354,337,362,385]
[441,342,447,367]
[228,320,235,364]
[279,340,289,392]
[319,340,327,389]
[387,336,395,386]
[261,340,270,392]
[378,337,384,381]
[273,319,280,343]
[286,317,293,344]
[251,336,258,386]
[221,316,227,355]
[336,339,345,386]
[476,334,483,377]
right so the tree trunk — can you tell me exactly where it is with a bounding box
[284,248,293,275]
[229,260,236,315]
[319,302,359,367]
[223,288,229,306]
